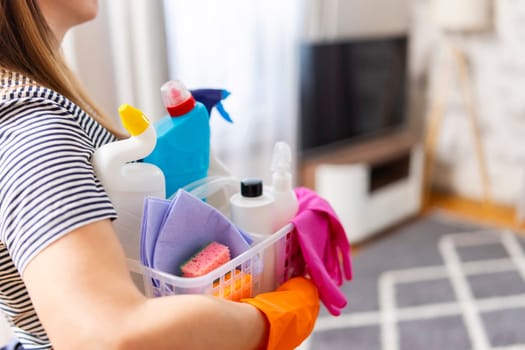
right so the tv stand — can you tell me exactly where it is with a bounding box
[299,131,422,243]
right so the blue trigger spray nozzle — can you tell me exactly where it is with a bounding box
[190,89,233,123]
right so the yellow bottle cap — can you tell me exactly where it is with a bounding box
[118,104,150,136]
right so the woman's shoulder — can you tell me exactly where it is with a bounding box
[0,68,82,117]
[1,68,43,98]
[0,68,117,148]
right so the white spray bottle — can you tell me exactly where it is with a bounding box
[92,104,165,260]
[271,141,299,232]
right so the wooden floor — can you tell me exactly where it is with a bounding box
[422,191,525,234]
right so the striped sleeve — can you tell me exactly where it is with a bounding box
[0,98,117,273]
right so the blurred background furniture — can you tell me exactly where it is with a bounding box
[423,0,493,211]
[298,0,421,243]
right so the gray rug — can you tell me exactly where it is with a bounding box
[300,211,525,350]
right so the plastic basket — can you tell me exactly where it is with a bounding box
[127,223,304,300]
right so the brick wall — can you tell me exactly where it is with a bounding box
[411,0,525,206]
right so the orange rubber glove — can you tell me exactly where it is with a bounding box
[241,277,320,350]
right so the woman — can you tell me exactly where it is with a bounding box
[0,1,319,349]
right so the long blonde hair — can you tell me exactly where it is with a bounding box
[0,0,124,137]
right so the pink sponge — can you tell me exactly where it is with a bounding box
[181,242,231,277]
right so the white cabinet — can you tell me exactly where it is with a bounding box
[315,145,422,243]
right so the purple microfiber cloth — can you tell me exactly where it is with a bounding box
[140,192,253,270]
[150,189,251,276]
[140,196,171,267]
[291,187,353,316]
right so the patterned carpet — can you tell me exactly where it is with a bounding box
[300,212,525,350]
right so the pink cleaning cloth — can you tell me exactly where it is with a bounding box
[291,187,352,316]
[181,241,231,277]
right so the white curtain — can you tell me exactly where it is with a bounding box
[162,0,303,182]
[63,0,169,126]
[62,0,303,182]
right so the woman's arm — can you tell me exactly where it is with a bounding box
[23,219,268,350]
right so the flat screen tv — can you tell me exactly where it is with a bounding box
[299,35,408,156]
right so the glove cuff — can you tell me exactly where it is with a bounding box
[241,277,320,350]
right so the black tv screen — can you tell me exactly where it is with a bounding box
[299,35,408,155]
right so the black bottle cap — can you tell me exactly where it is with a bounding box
[240,178,263,198]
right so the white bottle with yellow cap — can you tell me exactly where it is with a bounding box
[92,104,165,260]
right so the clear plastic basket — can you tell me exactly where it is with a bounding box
[127,223,304,300]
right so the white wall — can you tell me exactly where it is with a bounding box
[304,0,412,42]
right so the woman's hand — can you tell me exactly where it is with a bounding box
[242,277,320,350]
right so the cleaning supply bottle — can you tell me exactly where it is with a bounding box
[230,178,276,292]
[143,80,210,198]
[191,88,234,178]
[230,178,275,236]
[191,88,233,123]
[92,104,165,260]
[270,141,299,231]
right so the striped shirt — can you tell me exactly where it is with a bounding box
[0,70,118,349]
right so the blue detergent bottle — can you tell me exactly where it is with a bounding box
[143,80,210,198]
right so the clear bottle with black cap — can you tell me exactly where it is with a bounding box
[230,178,275,237]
